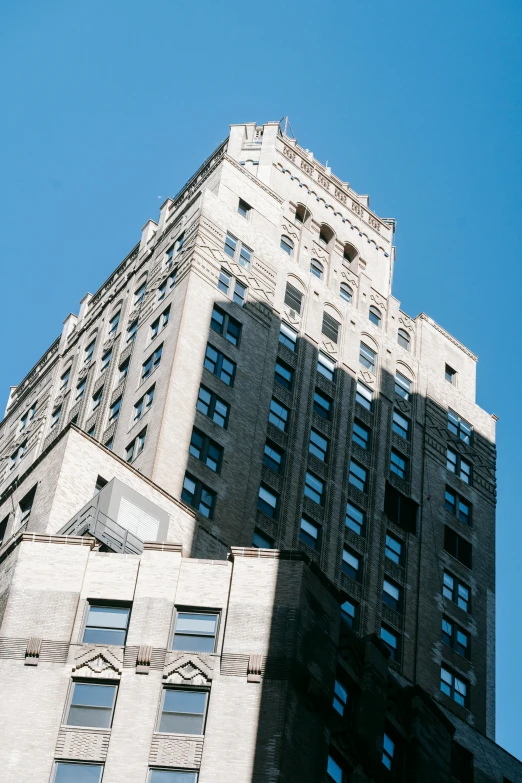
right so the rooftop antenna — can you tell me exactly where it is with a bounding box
[280,116,295,139]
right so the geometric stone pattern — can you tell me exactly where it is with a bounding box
[163,653,213,686]
[55,727,110,761]
[149,734,203,768]
[72,646,123,680]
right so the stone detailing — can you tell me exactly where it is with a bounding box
[72,646,123,679]
[123,646,167,670]
[163,653,214,686]
[55,726,110,762]
[24,636,42,666]
[136,644,152,674]
[149,733,204,768]
[247,653,263,683]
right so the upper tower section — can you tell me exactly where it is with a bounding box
[227,121,396,298]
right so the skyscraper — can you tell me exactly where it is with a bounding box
[0,121,518,782]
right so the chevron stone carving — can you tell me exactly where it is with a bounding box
[163,653,213,685]
[72,646,123,679]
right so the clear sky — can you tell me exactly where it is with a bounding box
[1,0,521,759]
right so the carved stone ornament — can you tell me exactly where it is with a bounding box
[25,636,42,666]
[102,336,115,352]
[340,270,358,287]
[136,644,152,675]
[398,316,415,333]
[370,293,387,310]
[283,305,300,325]
[360,370,375,384]
[163,654,213,686]
[321,340,338,357]
[247,653,263,683]
[281,222,299,240]
[283,145,296,163]
[127,308,141,323]
[72,646,123,679]
[77,365,90,381]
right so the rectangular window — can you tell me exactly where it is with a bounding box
[392,410,410,440]
[238,198,251,218]
[447,448,472,484]
[118,358,130,383]
[100,349,112,373]
[218,267,231,296]
[109,396,122,423]
[204,344,236,386]
[284,283,303,314]
[232,279,247,306]
[442,616,470,658]
[238,244,252,269]
[76,378,87,400]
[445,487,471,525]
[168,268,177,290]
[0,516,8,546]
[60,369,71,391]
[342,547,361,580]
[356,381,373,411]
[182,473,216,518]
[445,364,457,384]
[444,526,472,569]
[165,244,175,267]
[253,528,273,548]
[452,743,474,783]
[83,605,130,645]
[84,340,96,364]
[258,484,279,519]
[196,385,229,429]
[313,389,332,420]
[268,398,289,431]
[53,763,103,782]
[10,441,27,471]
[359,342,376,372]
[349,460,367,492]
[142,345,163,380]
[127,319,138,343]
[345,502,364,535]
[51,405,62,428]
[341,598,358,628]
[264,441,285,473]
[189,428,223,473]
[159,688,208,735]
[448,410,472,444]
[279,322,297,352]
[390,449,407,479]
[309,429,329,462]
[134,385,155,421]
[18,486,36,526]
[67,682,117,728]
[274,359,294,390]
[443,571,470,612]
[395,371,411,400]
[383,579,402,612]
[380,624,400,661]
[210,305,242,346]
[300,516,320,550]
[91,388,103,413]
[384,482,418,533]
[134,281,147,305]
[322,312,340,343]
[19,401,36,433]
[108,311,120,336]
[224,232,237,258]
[327,754,344,783]
[304,471,324,505]
[352,420,370,449]
[125,428,147,462]
[149,772,197,783]
[172,611,219,653]
[385,533,403,565]
[440,666,468,707]
[317,352,336,382]
[150,307,170,341]
[382,732,395,771]
[158,279,167,302]
[333,679,348,716]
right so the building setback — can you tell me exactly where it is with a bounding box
[0,121,519,782]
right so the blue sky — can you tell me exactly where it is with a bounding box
[1,0,521,758]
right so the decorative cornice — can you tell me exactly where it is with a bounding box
[224,154,285,204]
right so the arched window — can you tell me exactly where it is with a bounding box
[369,306,381,327]
[319,224,334,247]
[343,243,357,264]
[340,283,352,303]
[398,329,410,351]
[310,259,324,279]
[280,235,294,256]
[295,204,311,225]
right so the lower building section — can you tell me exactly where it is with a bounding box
[0,529,518,783]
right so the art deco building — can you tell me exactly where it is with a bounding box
[0,121,519,783]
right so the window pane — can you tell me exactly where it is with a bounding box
[87,606,129,629]
[149,772,198,783]
[54,764,103,783]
